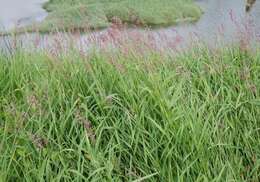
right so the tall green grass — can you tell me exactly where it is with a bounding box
[0,48,259,181]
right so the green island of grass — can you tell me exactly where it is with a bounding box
[33,0,203,32]
[0,47,259,181]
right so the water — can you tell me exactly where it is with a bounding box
[148,0,260,49]
[0,0,48,30]
[1,0,260,53]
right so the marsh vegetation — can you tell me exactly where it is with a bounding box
[0,47,259,181]
[38,0,202,32]
[0,0,260,181]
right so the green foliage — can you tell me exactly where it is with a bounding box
[36,0,202,32]
[0,48,259,181]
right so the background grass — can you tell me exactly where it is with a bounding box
[33,0,202,32]
[0,48,259,181]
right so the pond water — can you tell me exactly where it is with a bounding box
[0,0,48,30]
[1,0,260,53]
[140,0,260,50]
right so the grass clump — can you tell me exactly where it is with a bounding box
[35,0,202,32]
[0,48,259,181]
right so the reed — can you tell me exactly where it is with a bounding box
[0,46,259,181]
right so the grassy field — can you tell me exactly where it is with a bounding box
[0,47,259,181]
[31,0,202,32]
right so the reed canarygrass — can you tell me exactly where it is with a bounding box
[0,1,258,180]
[0,46,259,181]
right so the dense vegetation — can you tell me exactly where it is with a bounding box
[0,48,259,181]
[36,0,202,31]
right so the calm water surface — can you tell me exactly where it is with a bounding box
[0,0,48,30]
[1,0,260,52]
